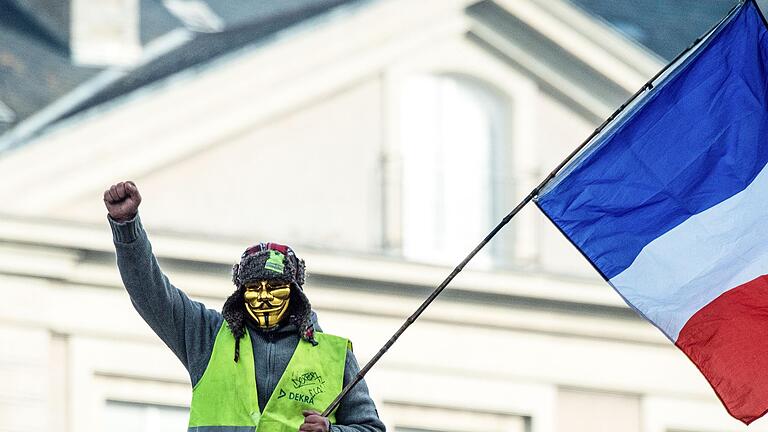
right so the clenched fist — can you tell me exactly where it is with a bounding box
[104,181,142,222]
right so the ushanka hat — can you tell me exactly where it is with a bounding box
[232,243,306,287]
[222,242,316,362]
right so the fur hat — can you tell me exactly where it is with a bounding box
[222,243,316,361]
[232,243,306,287]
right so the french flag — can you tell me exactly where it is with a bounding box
[536,0,768,424]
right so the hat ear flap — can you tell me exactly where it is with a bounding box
[296,259,306,286]
[232,264,240,286]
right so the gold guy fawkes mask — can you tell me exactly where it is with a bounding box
[244,280,291,328]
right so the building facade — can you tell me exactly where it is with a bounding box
[0,0,765,431]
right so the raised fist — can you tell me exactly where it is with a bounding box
[103,181,142,222]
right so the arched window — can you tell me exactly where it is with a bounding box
[399,74,508,266]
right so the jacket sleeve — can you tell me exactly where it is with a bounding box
[331,350,386,432]
[109,213,222,384]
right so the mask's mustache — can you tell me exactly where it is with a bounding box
[249,299,282,310]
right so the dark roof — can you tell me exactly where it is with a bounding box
[56,0,362,124]
[0,0,99,136]
[567,0,768,60]
[7,0,70,50]
[204,0,359,28]
[0,0,362,148]
[1,0,757,146]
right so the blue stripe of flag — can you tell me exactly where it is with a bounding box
[536,0,768,279]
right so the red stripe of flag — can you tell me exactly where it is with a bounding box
[675,275,768,424]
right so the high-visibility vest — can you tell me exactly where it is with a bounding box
[188,323,348,432]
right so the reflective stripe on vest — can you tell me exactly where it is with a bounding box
[188,323,348,431]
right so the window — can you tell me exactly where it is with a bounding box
[399,74,508,266]
[103,400,189,432]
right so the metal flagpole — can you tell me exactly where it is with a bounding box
[321,0,744,417]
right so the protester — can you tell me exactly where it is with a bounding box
[104,181,385,432]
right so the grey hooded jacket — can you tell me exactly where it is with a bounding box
[109,214,385,432]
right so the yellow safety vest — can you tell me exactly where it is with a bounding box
[188,323,348,431]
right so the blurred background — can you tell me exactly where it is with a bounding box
[1,0,766,431]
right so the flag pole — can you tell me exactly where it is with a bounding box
[320,0,743,417]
